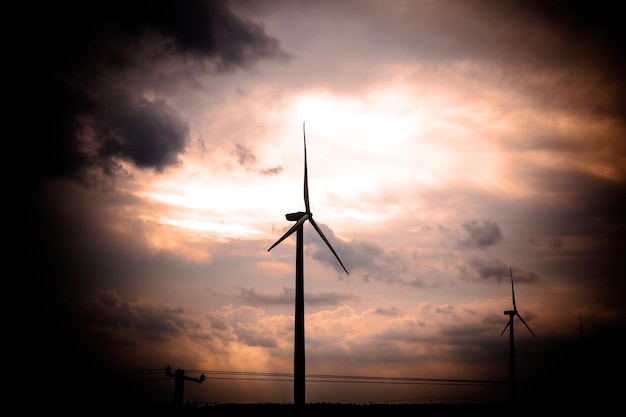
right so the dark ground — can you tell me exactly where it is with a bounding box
[86,401,599,416]
[123,402,515,415]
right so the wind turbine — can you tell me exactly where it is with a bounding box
[268,121,349,407]
[500,264,535,406]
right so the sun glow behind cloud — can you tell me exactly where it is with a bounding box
[136,76,529,244]
[140,179,283,241]
[285,84,521,215]
[289,89,452,190]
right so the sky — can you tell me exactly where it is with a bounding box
[19,0,624,409]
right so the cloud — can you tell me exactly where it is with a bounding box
[460,258,539,285]
[305,222,414,283]
[237,286,360,306]
[457,219,503,249]
[80,93,191,179]
[26,0,288,188]
[235,143,257,166]
[44,289,208,375]
[258,166,284,175]
[78,289,193,340]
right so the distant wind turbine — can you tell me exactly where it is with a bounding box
[500,264,535,406]
[268,122,349,407]
[578,311,585,347]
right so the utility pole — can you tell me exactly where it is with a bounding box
[165,365,206,407]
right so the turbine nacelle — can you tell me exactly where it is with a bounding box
[286,211,308,221]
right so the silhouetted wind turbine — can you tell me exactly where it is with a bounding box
[268,122,349,407]
[578,311,585,347]
[500,264,535,406]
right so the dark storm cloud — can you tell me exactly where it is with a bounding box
[290,0,626,123]
[443,0,626,122]
[22,2,289,376]
[502,0,625,76]
[522,167,626,240]
[304,222,411,283]
[77,289,196,339]
[440,321,491,338]
[87,93,190,174]
[235,325,279,348]
[461,258,539,284]
[47,288,204,375]
[26,0,287,187]
[466,163,626,304]
[457,219,503,249]
[487,0,625,119]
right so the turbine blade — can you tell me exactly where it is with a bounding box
[268,214,309,252]
[510,264,517,311]
[516,313,536,337]
[309,217,349,275]
[500,320,511,337]
[303,121,310,214]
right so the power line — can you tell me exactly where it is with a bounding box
[107,369,509,387]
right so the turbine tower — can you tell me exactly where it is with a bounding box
[268,122,349,407]
[500,264,535,406]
